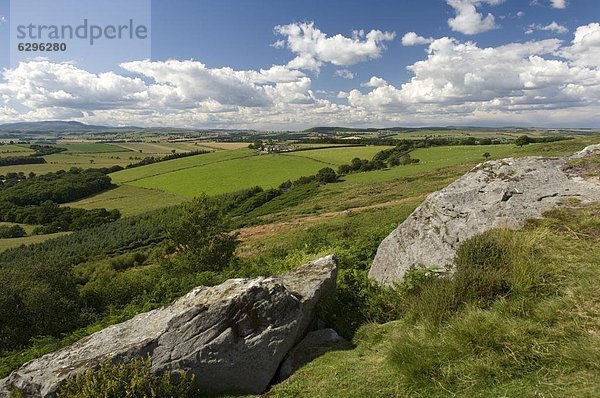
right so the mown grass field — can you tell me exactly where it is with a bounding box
[288,146,393,165]
[110,149,255,184]
[68,185,186,217]
[129,154,335,197]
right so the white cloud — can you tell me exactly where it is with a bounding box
[517,11,526,18]
[1,22,600,129]
[344,33,600,121]
[334,69,355,79]
[274,22,395,72]
[560,23,600,68]
[446,0,505,35]
[0,61,148,110]
[401,32,434,46]
[0,16,6,25]
[550,0,567,9]
[361,76,389,88]
[526,21,569,35]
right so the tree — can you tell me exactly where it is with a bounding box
[166,195,238,272]
[350,157,363,171]
[483,152,491,159]
[515,135,531,147]
[316,167,338,184]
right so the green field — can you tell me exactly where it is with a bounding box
[0,145,34,157]
[288,146,393,165]
[0,143,143,175]
[70,139,594,217]
[128,154,334,197]
[110,149,255,184]
[111,146,396,198]
[68,185,186,216]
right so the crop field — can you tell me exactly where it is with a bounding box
[0,144,34,157]
[0,143,142,175]
[114,141,247,154]
[195,142,250,150]
[114,142,195,154]
[58,142,128,153]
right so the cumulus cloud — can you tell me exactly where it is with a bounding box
[274,22,395,72]
[401,32,434,46]
[0,61,148,110]
[446,0,505,35]
[361,76,389,88]
[344,33,600,119]
[550,0,567,9]
[560,23,600,68]
[1,22,600,128]
[526,21,569,35]
[334,69,355,79]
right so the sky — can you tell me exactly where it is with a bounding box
[0,0,599,129]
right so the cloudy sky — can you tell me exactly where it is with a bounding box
[0,0,599,129]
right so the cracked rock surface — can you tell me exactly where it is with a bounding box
[369,145,600,286]
[0,255,338,397]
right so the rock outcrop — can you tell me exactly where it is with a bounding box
[0,255,338,397]
[369,145,600,285]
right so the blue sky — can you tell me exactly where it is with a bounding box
[0,0,599,128]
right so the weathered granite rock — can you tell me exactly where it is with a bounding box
[0,255,338,397]
[277,328,352,381]
[369,146,600,285]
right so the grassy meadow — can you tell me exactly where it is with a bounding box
[268,204,600,397]
[68,185,186,217]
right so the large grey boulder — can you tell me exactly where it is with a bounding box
[369,145,600,286]
[0,255,338,397]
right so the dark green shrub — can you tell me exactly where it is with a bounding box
[316,167,338,183]
[0,224,25,238]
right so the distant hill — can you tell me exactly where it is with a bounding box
[0,121,255,136]
[0,121,111,133]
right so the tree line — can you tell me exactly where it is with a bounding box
[0,168,121,233]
